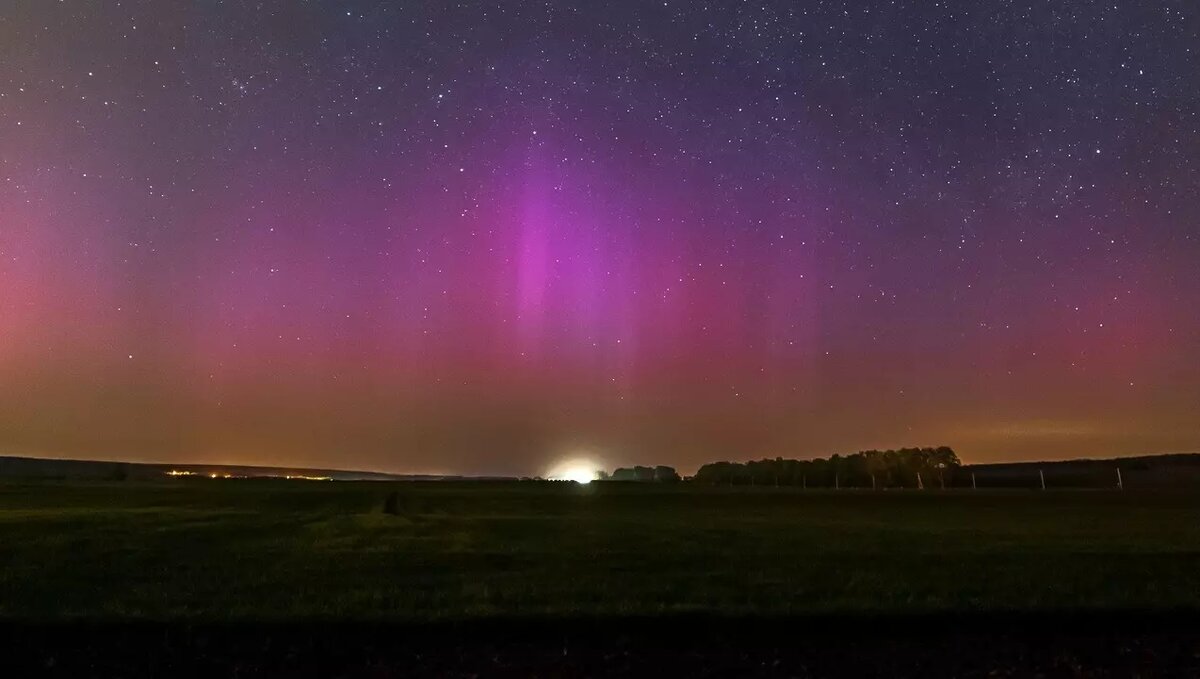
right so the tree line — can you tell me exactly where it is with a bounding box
[692,447,961,489]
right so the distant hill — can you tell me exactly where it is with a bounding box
[2,452,1197,488]
[961,452,1200,489]
[0,455,469,482]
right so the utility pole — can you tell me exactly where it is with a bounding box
[1116,467,1123,490]
[1039,469,1046,490]
[971,472,977,490]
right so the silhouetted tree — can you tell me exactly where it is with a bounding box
[654,465,681,482]
[687,447,962,489]
[611,466,678,482]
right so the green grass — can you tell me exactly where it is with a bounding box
[1,479,1198,620]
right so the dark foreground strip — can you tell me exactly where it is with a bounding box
[3,612,1200,677]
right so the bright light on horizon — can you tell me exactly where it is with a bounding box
[546,457,603,484]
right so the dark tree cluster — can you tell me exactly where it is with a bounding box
[693,447,961,489]
[609,465,682,482]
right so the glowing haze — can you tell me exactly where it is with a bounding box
[1,2,1198,475]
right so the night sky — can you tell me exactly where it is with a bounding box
[2,1,1198,476]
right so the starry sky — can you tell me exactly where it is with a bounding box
[1,1,1198,476]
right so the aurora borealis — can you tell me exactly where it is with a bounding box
[1,1,1197,475]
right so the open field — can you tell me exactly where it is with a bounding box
[2,480,1199,621]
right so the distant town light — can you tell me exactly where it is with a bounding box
[546,458,603,484]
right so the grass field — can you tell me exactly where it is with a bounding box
[1,479,1199,620]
